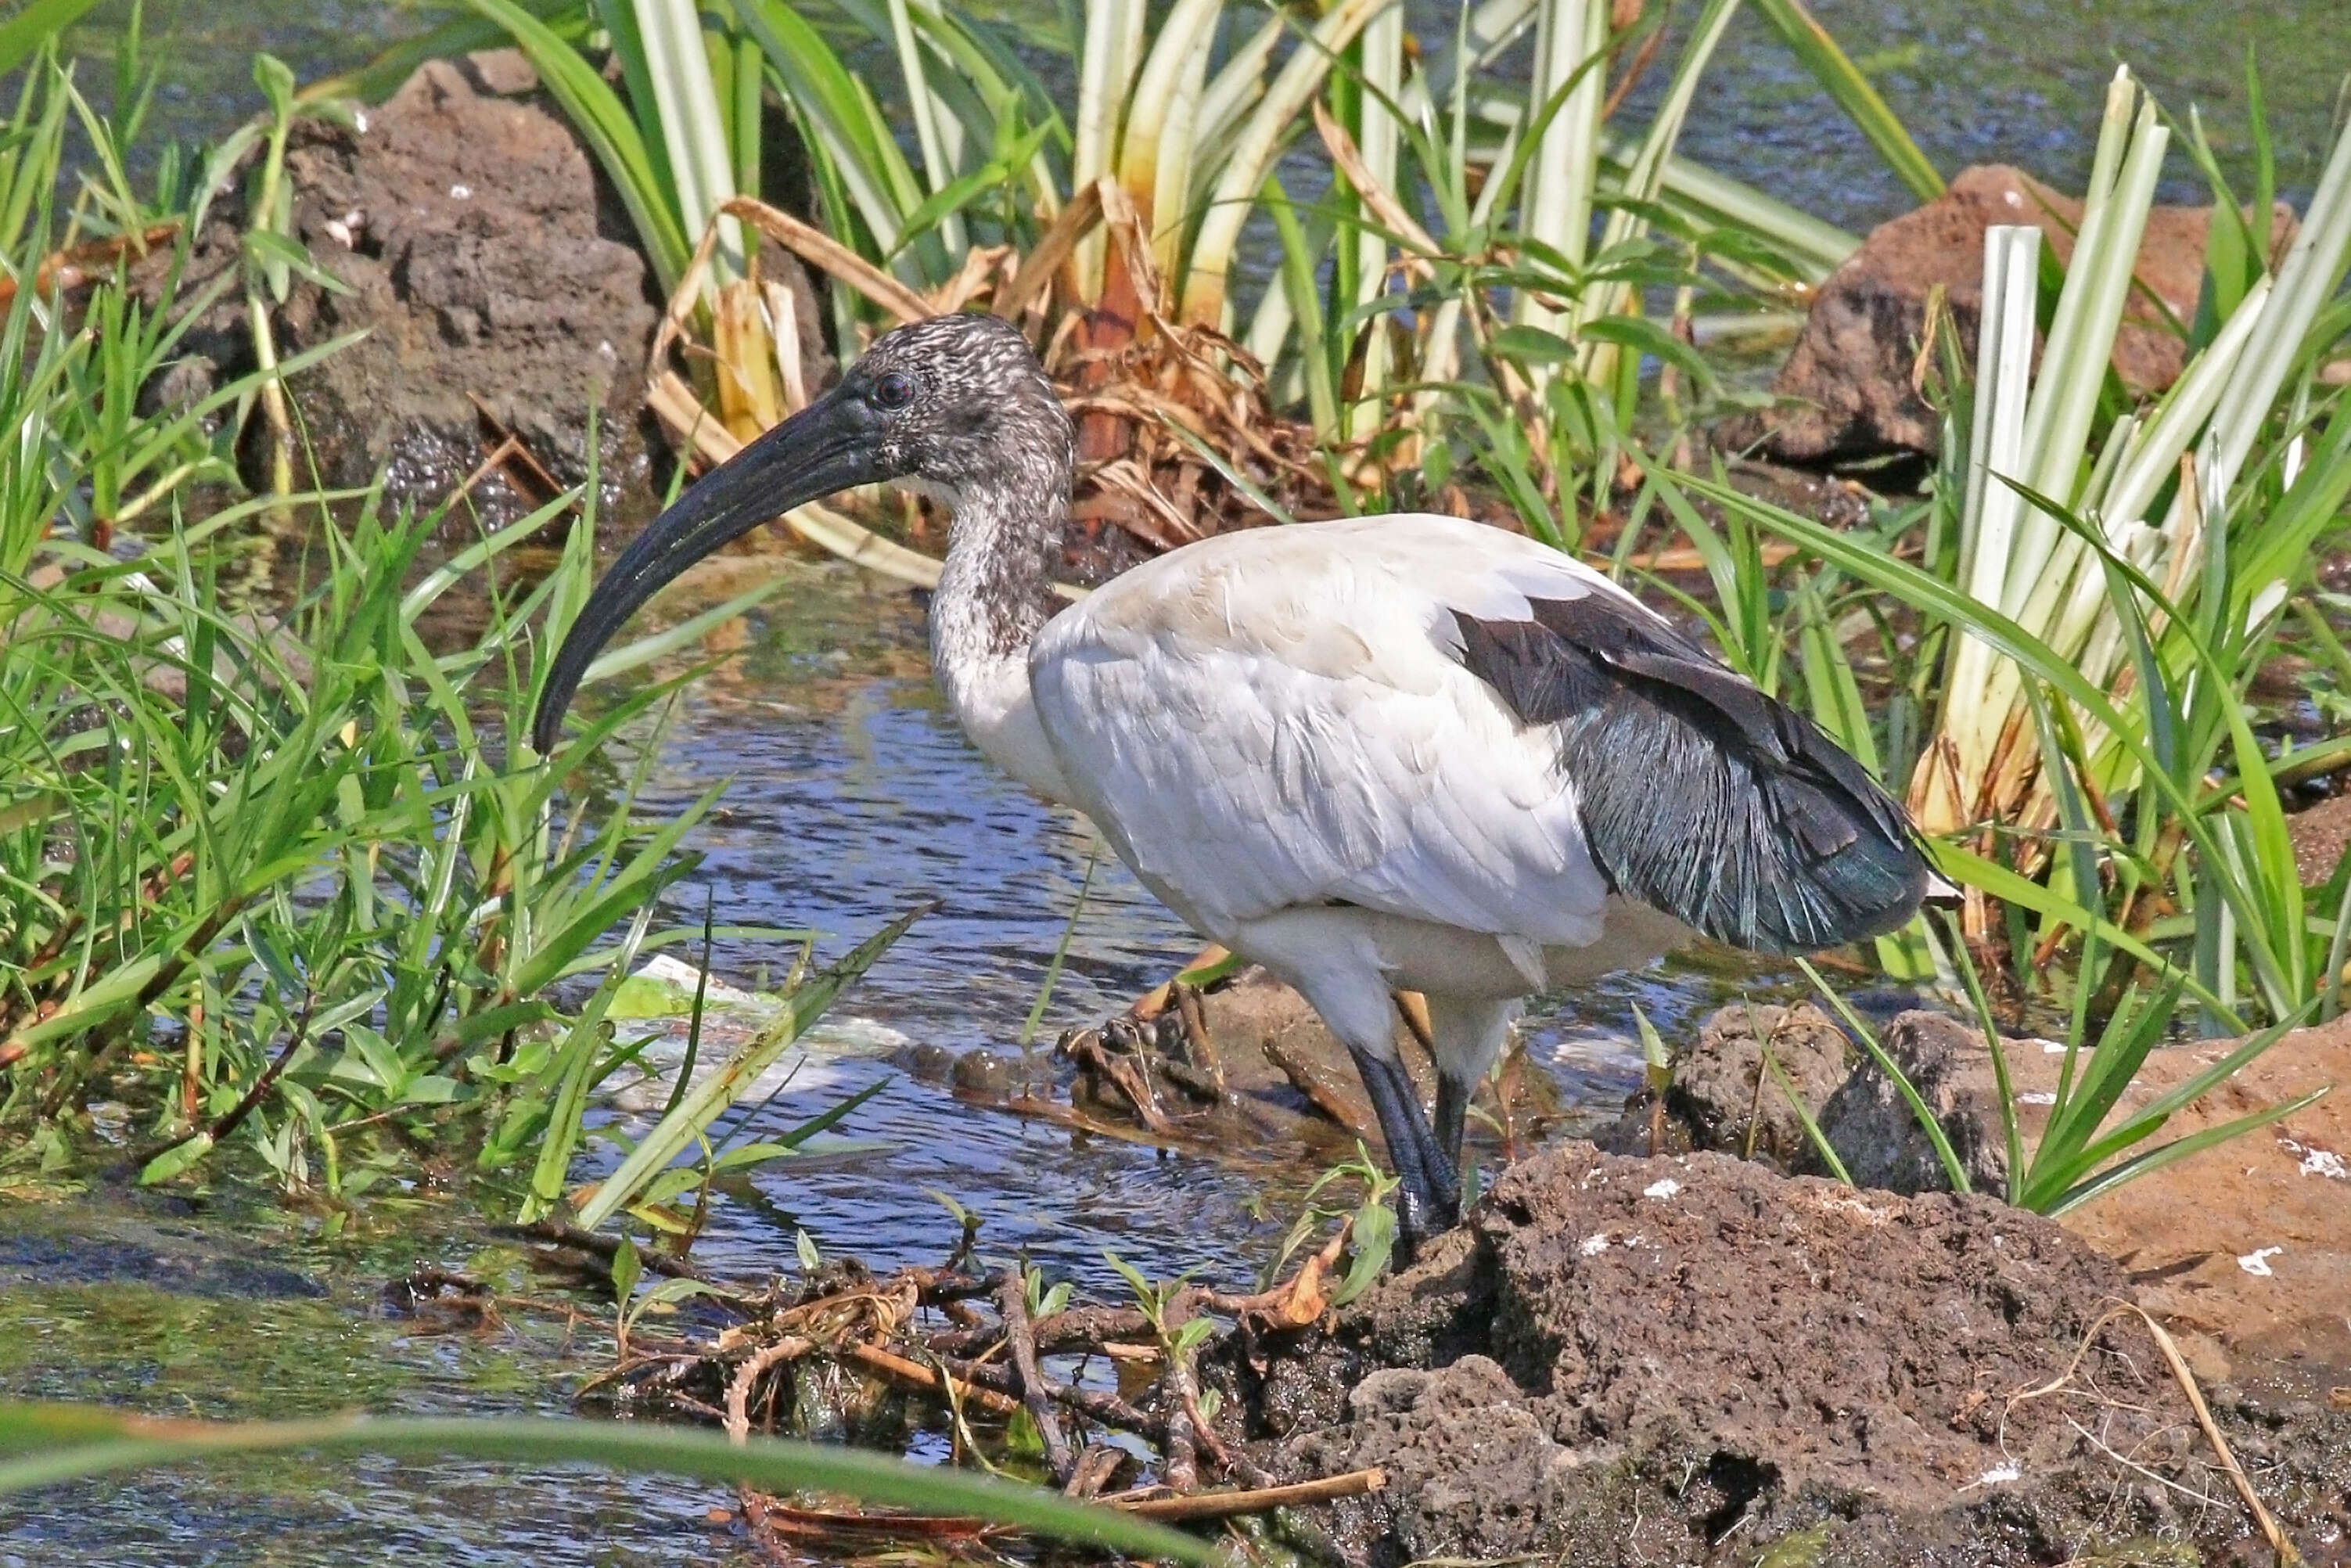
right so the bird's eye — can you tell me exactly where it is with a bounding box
[872,372,915,410]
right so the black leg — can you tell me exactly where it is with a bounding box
[1433,1070,1469,1196]
[1346,1047,1461,1254]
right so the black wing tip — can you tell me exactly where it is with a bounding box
[1564,701,1936,958]
[1750,724,1936,951]
[1777,823,1934,950]
[1451,588,1941,955]
[529,692,565,758]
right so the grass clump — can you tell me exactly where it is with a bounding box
[0,40,879,1212]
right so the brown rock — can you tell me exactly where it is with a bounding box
[1052,970,1564,1166]
[273,58,663,528]
[460,45,541,98]
[140,57,667,531]
[1727,164,2298,463]
[2048,1015,2351,1372]
[2288,791,2351,884]
[1656,1000,1851,1167]
[1190,969,1563,1156]
[1818,1009,2011,1194]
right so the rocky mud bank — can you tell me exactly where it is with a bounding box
[1207,1142,2351,1566]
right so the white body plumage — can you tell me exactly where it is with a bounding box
[944,512,1695,1095]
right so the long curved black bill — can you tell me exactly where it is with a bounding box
[532,390,883,755]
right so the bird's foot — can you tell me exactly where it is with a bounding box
[1388,1163,1461,1269]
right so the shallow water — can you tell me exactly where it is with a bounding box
[0,1196,759,1566]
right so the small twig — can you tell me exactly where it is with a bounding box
[724,1336,811,1443]
[1051,1376,1159,1435]
[1186,1379,1267,1486]
[1070,1029,1170,1132]
[2130,1307,2302,1567]
[937,1351,1163,1436]
[1111,1467,1387,1520]
[843,1341,1022,1418]
[998,1272,1076,1485]
[1066,1444,1126,1499]
[1172,984,1225,1098]
[1161,1390,1199,1494]
[993,1091,1188,1149]
[1598,16,1666,123]
[0,221,180,306]
[124,979,314,1155]
[1129,944,1231,1023]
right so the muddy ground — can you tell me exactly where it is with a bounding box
[922,965,2351,1565]
[1205,1142,2351,1567]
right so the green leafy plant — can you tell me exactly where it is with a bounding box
[1656,64,2351,1023]
[1258,1144,1398,1302]
[1948,920,2326,1217]
[0,56,865,1199]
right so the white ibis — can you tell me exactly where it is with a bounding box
[534,313,1930,1246]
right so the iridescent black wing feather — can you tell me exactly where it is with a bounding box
[1451,598,1928,954]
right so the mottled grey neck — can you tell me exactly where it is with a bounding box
[928,461,1065,690]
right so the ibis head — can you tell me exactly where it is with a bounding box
[530,313,1070,754]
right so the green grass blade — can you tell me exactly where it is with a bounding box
[1760,1030,1853,1186]
[574,906,926,1230]
[1932,838,2239,1023]
[1019,838,1100,1048]
[1943,915,2025,1206]
[0,0,102,81]
[0,1404,1208,1561]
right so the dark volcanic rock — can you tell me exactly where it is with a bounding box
[1818,1009,2011,1196]
[1630,1002,1852,1168]
[1724,164,2299,465]
[146,52,665,530]
[275,56,662,527]
[1604,1005,2011,1198]
[1204,1142,2349,1565]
